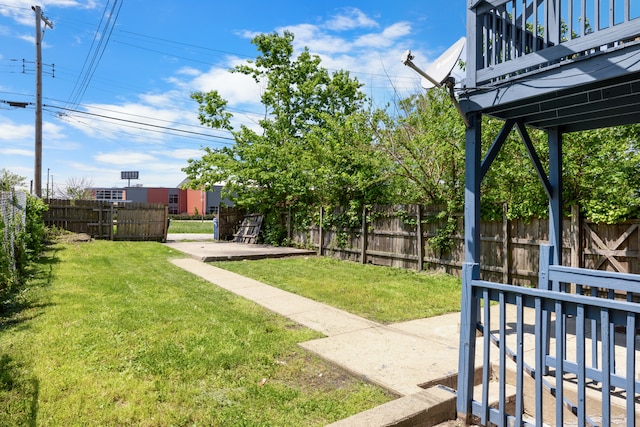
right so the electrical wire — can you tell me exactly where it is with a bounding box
[44,103,237,143]
[64,0,123,111]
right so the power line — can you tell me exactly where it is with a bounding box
[64,0,123,110]
[117,28,254,59]
[54,111,231,147]
[44,103,236,143]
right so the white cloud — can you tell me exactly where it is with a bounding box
[0,1,98,27]
[176,66,201,77]
[0,118,32,141]
[324,8,379,31]
[155,148,204,160]
[190,65,262,106]
[0,148,32,156]
[353,22,412,49]
[94,151,157,165]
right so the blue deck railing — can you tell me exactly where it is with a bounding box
[468,0,640,86]
[457,245,640,426]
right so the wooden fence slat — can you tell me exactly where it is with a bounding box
[295,205,640,284]
[44,199,168,242]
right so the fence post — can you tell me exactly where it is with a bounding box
[110,204,114,240]
[416,205,424,271]
[570,205,581,268]
[502,203,510,283]
[318,206,324,256]
[361,206,367,264]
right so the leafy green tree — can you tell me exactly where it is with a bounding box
[184,31,389,243]
[479,120,550,220]
[563,125,640,223]
[379,89,640,226]
[58,177,95,200]
[377,89,466,207]
[0,169,26,191]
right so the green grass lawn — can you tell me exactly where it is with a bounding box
[168,219,215,234]
[0,241,392,426]
[213,257,462,324]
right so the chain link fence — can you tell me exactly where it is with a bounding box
[0,190,27,289]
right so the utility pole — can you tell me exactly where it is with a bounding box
[32,5,53,197]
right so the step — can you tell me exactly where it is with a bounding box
[327,386,456,427]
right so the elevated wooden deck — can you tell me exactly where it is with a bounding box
[460,0,640,131]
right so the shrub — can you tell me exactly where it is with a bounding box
[0,193,47,301]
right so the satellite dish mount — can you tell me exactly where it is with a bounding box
[401,37,469,128]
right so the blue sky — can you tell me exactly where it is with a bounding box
[0,0,467,191]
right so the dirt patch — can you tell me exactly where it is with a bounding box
[275,351,373,394]
[57,233,92,243]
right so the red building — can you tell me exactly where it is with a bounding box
[93,184,230,215]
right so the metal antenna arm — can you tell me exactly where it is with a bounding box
[446,79,470,129]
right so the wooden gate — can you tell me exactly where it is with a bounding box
[45,200,168,242]
[113,203,168,241]
[583,220,639,274]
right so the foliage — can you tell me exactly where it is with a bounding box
[479,119,550,221]
[0,170,47,299]
[0,170,26,191]
[376,89,466,249]
[480,121,640,223]
[377,89,465,207]
[57,177,94,200]
[184,31,391,244]
[18,195,48,271]
[427,213,458,255]
[563,125,640,223]
[183,31,639,237]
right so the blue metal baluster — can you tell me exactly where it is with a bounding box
[592,286,599,376]
[601,309,611,426]
[576,303,586,426]
[625,311,635,427]
[555,299,565,426]
[499,291,507,426]
[608,289,616,379]
[534,296,544,426]
[482,287,491,426]
[515,294,524,426]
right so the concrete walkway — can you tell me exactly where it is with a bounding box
[165,235,467,425]
[171,257,464,397]
[165,237,630,426]
[165,234,316,262]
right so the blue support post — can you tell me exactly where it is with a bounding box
[457,262,480,421]
[548,128,562,271]
[539,244,554,376]
[457,112,482,422]
[464,113,482,264]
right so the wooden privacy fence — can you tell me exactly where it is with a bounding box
[292,205,639,286]
[44,199,168,242]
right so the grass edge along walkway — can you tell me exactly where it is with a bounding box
[0,240,393,426]
[212,256,462,324]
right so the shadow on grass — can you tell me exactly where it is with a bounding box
[0,246,59,426]
[0,246,60,330]
[0,354,39,426]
